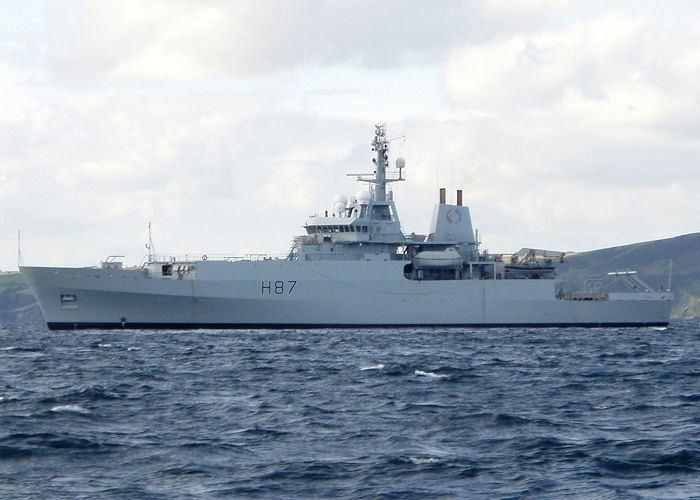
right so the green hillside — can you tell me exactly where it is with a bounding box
[557,232,700,318]
[0,272,43,326]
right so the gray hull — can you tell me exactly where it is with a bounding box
[21,260,672,330]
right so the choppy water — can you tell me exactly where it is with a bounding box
[1,320,699,499]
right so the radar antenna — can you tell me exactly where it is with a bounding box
[347,123,405,202]
[146,221,156,263]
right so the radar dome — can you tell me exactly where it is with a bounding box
[356,189,370,204]
[396,157,406,169]
[333,194,349,215]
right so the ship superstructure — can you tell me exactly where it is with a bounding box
[21,124,672,329]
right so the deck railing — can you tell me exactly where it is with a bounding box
[146,253,287,263]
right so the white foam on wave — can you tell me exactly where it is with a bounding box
[50,404,90,414]
[407,456,443,464]
[1,346,17,351]
[415,370,447,379]
[98,343,112,348]
[360,364,385,371]
[652,327,668,331]
[127,346,140,351]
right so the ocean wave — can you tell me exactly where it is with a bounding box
[377,364,413,376]
[1,321,697,498]
[360,364,384,371]
[597,448,700,475]
[494,413,532,426]
[50,404,90,414]
[404,456,445,465]
[0,346,43,352]
[414,370,447,379]
[384,455,480,478]
[0,432,117,453]
[0,445,37,459]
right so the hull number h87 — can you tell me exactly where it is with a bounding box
[261,280,297,295]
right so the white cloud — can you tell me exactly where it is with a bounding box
[1,1,699,271]
[37,0,583,86]
[435,7,700,252]
[42,0,460,83]
[445,11,648,108]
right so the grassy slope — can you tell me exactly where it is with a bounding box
[0,273,44,325]
[557,232,700,318]
[0,272,27,291]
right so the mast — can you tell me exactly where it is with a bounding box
[17,229,23,267]
[146,221,156,263]
[372,124,388,201]
[348,123,405,200]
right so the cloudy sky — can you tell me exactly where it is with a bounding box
[1,0,699,270]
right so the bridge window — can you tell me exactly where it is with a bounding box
[372,205,392,220]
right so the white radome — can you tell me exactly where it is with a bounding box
[356,190,370,204]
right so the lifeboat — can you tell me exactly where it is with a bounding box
[412,247,462,269]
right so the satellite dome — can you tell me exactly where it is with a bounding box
[333,194,348,206]
[356,189,370,203]
[333,194,349,215]
[396,157,406,169]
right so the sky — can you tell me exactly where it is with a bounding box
[1,0,699,270]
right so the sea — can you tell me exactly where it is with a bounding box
[1,320,698,499]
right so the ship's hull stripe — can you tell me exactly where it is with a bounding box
[46,321,670,330]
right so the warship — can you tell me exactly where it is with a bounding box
[21,124,672,329]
